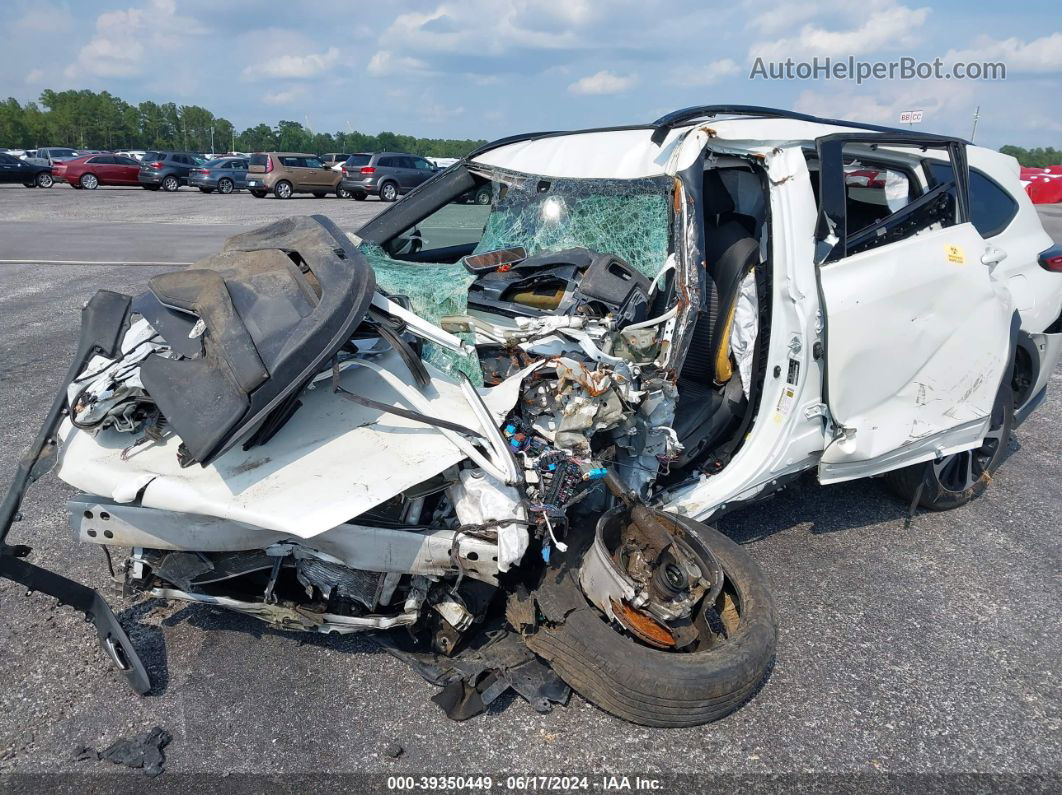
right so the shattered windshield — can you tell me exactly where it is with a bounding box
[474,169,672,278]
[359,169,673,382]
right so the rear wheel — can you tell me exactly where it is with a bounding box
[273,180,293,199]
[884,378,1013,510]
[379,181,398,202]
[250,190,267,198]
[524,508,776,727]
[36,172,54,188]
[217,178,234,194]
[161,175,179,192]
[80,173,99,190]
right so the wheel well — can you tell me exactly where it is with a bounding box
[1012,333,1040,409]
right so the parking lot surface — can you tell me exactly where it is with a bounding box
[0,185,1059,781]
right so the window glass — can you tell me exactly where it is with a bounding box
[345,154,371,167]
[249,153,269,167]
[89,156,116,165]
[143,152,163,163]
[379,156,398,168]
[115,156,139,165]
[928,162,1017,238]
[279,156,300,167]
[0,153,15,164]
[842,158,915,235]
[413,158,434,171]
[400,156,417,169]
[304,157,325,168]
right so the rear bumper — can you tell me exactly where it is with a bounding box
[244,177,271,191]
[341,177,379,194]
[138,172,164,185]
[187,174,218,188]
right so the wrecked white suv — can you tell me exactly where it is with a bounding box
[3,106,1060,727]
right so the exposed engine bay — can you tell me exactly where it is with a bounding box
[15,156,774,722]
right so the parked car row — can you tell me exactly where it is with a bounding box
[0,147,462,201]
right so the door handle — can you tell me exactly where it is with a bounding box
[981,246,1007,268]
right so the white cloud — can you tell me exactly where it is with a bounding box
[568,70,637,95]
[671,58,740,87]
[263,87,306,106]
[242,47,340,80]
[64,0,205,79]
[750,4,930,60]
[366,51,434,78]
[793,79,975,127]
[945,33,1062,73]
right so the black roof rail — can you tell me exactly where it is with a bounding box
[650,105,966,146]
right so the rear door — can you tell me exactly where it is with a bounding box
[88,155,117,183]
[813,134,1014,483]
[303,155,332,189]
[113,155,141,183]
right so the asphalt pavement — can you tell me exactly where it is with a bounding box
[0,185,1059,785]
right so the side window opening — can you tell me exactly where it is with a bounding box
[813,139,966,261]
[926,161,1017,238]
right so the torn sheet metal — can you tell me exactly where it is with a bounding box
[375,625,569,721]
[56,350,522,538]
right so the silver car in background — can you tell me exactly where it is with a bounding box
[188,157,250,194]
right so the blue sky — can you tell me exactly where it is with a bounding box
[1,0,1059,147]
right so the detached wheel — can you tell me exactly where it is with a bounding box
[379,181,398,202]
[525,508,776,727]
[36,172,54,188]
[80,173,99,190]
[217,178,234,194]
[161,175,179,192]
[884,377,1013,510]
[273,180,293,199]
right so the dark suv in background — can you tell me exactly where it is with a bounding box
[340,152,437,201]
[138,151,203,191]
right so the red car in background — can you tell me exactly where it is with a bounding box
[53,154,141,189]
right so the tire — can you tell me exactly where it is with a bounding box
[337,187,351,199]
[217,178,234,194]
[475,186,492,205]
[353,191,367,201]
[379,181,398,202]
[161,175,179,192]
[198,187,214,193]
[273,180,293,199]
[884,377,1013,511]
[524,511,776,727]
[80,173,99,190]
[36,172,54,188]
[250,190,267,198]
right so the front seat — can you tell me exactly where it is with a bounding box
[672,169,761,468]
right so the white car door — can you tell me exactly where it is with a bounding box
[812,134,1015,484]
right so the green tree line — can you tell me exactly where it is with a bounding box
[999,145,1062,168]
[0,90,486,158]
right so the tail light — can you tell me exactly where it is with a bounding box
[341,167,348,175]
[150,161,164,169]
[1039,245,1062,273]
[265,155,273,173]
[360,166,376,175]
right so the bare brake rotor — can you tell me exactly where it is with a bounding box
[578,473,725,650]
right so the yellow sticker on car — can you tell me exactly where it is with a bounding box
[945,245,965,264]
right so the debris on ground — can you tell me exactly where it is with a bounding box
[95,726,172,778]
[384,741,404,759]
